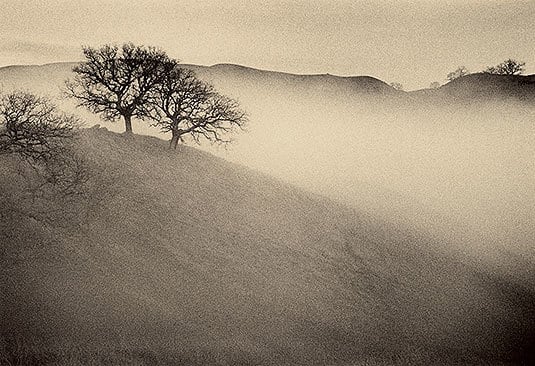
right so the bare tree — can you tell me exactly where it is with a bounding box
[66,43,177,134]
[446,66,469,82]
[0,91,76,163]
[0,91,88,200]
[484,59,526,75]
[149,67,247,149]
[389,82,404,91]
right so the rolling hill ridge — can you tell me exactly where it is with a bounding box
[2,61,535,103]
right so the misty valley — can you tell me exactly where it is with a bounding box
[1,47,534,366]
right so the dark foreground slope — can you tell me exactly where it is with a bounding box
[1,128,534,365]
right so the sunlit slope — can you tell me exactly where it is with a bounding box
[1,128,534,364]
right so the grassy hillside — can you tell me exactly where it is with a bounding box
[1,128,534,365]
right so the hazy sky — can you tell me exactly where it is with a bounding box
[1,0,534,90]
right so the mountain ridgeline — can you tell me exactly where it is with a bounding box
[1,62,535,103]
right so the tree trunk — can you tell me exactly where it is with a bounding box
[170,125,183,149]
[170,130,179,149]
[169,135,178,149]
[123,114,133,134]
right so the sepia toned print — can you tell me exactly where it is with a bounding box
[1,1,534,365]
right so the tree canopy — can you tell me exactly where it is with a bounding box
[148,67,247,149]
[66,43,178,134]
[389,82,404,91]
[0,91,77,163]
[484,59,526,75]
[0,91,88,199]
[446,66,469,82]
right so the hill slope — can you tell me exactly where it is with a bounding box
[1,61,534,292]
[438,72,535,101]
[1,128,534,365]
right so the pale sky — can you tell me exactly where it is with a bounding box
[1,0,534,90]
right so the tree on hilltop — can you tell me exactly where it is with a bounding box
[0,91,88,199]
[0,91,76,162]
[484,59,526,75]
[66,43,177,134]
[446,66,469,82]
[390,82,404,91]
[148,67,247,149]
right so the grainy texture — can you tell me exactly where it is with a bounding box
[1,129,534,365]
[1,2,534,364]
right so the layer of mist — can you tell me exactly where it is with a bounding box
[1,62,533,283]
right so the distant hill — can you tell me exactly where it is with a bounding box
[2,62,535,104]
[0,61,399,102]
[408,72,535,104]
[439,72,535,102]
[1,128,534,365]
[0,62,77,95]
[184,63,400,100]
